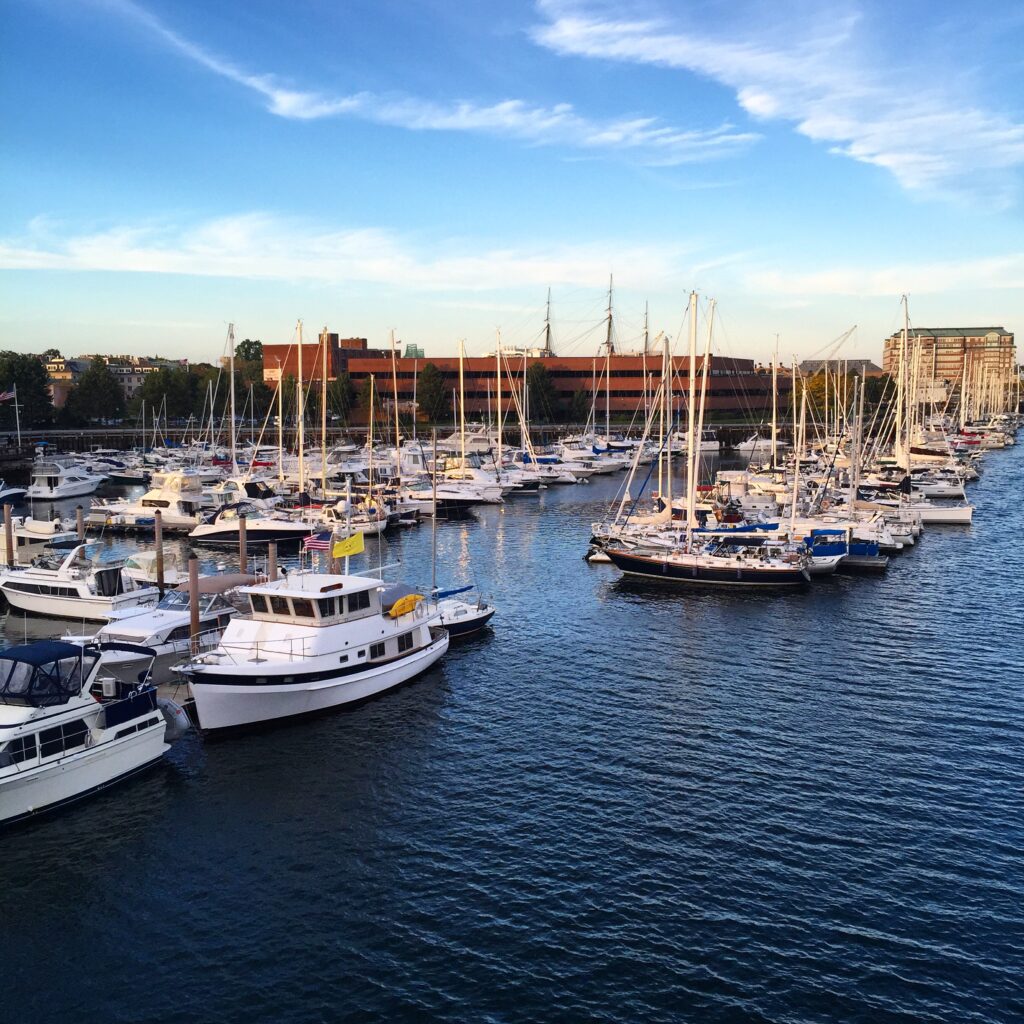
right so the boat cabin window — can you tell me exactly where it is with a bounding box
[165,625,192,643]
[369,642,385,659]
[39,719,89,759]
[291,599,315,618]
[317,597,337,617]
[347,590,371,614]
[250,594,271,615]
[0,733,37,767]
[398,632,414,653]
[269,596,290,616]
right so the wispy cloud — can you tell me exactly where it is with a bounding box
[99,0,757,165]
[0,212,693,291]
[533,0,1024,206]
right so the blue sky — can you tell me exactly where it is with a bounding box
[2,0,1023,364]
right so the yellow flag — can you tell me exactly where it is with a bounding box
[332,531,364,559]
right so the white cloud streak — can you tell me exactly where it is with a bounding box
[0,212,692,292]
[533,0,1024,206]
[99,0,757,165]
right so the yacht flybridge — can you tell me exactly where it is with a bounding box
[176,569,449,730]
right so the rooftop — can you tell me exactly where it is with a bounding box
[887,327,1011,339]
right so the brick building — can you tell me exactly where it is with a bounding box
[882,328,1016,387]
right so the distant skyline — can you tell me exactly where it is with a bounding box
[2,0,1022,364]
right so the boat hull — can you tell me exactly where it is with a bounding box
[606,548,809,587]
[0,584,157,621]
[189,525,317,546]
[0,728,168,828]
[188,632,450,730]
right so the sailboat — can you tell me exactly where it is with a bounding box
[604,294,811,587]
[427,431,496,639]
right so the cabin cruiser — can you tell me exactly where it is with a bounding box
[0,640,188,827]
[89,470,207,530]
[175,569,449,729]
[0,545,158,621]
[76,589,239,685]
[189,502,319,546]
[26,459,106,500]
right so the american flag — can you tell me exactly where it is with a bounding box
[0,389,15,402]
[303,530,332,551]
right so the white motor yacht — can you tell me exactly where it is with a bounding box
[189,502,319,546]
[26,459,106,501]
[0,640,188,827]
[176,570,449,730]
[78,589,239,685]
[0,545,158,621]
[90,470,207,530]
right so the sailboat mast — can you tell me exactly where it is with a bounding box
[664,335,673,515]
[297,319,305,494]
[684,291,698,546]
[604,276,613,439]
[390,329,401,489]
[431,429,438,595]
[459,339,466,468]
[276,362,284,484]
[321,327,328,492]
[544,288,552,356]
[495,330,503,481]
[771,335,779,467]
[228,323,237,472]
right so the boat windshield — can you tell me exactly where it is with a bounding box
[0,642,98,707]
[157,591,190,610]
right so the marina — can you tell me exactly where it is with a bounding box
[7,2,1024,1017]
[2,425,1022,1021]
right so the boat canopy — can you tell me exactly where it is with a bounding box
[0,641,98,707]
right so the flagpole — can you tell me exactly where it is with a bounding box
[13,383,21,447]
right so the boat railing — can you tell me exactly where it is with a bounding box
[201,632,316,665]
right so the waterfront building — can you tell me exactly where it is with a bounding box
[260,333,792,419]
[882,328,1016,387]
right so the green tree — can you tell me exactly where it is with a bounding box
[236,338,263,362]
[328,372,355,422]
[64,357,125,424]
[526,362,559,423]
[415,362,450,423]
[42,348,62,360]
[0,352,53,430]
[567,387,592,424]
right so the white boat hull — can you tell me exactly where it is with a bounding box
[0,585,156,621]
[0,727,167,826]
[189,631,449,730]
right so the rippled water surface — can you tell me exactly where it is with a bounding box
[4,448,1024,1023]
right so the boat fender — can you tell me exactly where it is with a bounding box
[157,697,191,742]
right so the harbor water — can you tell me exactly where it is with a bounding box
[3,447,1023,1023]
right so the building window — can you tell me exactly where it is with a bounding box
[369,642,386,659]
